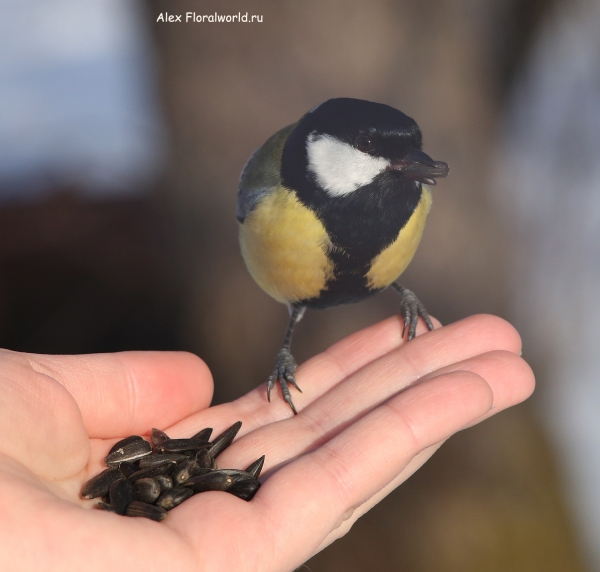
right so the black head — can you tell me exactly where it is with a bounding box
[300,98,422,153]
[281,98,449,198]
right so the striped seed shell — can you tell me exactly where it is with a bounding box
[134,478,161,504]
[82,468,123,499]
[171,458,196,485]
[118,461,139,478]
[154,475,173,491]
[106,438,152,467]
[109,478,135,515]
[182,469,246,493]
[97,502,117,512]
[138,453,187,469]
[194,448,215,469]
[155,438,210,454]
[190,427,213,442]
[127,460,174,481]
[155,486,194,510]
[108,435,144,455]
[227,478,261,501]
[126,501,167,521]
[150,428,169,448]
[216,469,256,479]
[209,421,242,458]
[244,456,265,479]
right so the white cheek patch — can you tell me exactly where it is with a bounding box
[306,133,390,196]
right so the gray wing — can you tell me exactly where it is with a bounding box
[236,122,297,223]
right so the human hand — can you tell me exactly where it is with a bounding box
[0,314,533,572]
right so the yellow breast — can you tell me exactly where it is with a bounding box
[366,185,432,290]
[239,186,334,304]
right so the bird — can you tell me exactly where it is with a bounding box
[237,98,449,414]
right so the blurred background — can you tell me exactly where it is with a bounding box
[2,0,599,569]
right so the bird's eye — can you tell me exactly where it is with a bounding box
[355,135,373,153]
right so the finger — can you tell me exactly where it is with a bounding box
[317,442,443,551]
[18,351,213,438]
[196,317,526,472]
[169,314,521,439]
[198,348,532,564]
[0,350,90,480]
[216,348,531,476]
[165,371,491,571]
[311,313,520,386]
[434,350,535,423]
[310,351,535,552]
[302,349,533,440]
[254,370,493,572]
[277,314,520,416]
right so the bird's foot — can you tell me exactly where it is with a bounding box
[267,348,302,414]
[394,285,434,340]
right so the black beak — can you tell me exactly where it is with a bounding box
[387,148,450,186]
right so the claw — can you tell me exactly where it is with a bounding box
[402,312,410,337]
[266,348,301,414]
[266,374,276,402]
[284,373,302,393]
[421,311,434,332]
[407,305,419,340]
[393,283,434,340]
[280,377,297,415]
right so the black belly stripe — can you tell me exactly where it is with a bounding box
[300,278,381,309]
[295,173,422,309]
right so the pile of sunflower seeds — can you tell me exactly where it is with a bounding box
[81,421,264,522]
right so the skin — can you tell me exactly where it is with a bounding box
[0,314,534,572]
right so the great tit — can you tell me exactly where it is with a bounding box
[237,98,449,414]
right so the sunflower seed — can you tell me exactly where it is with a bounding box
[138,453,187,468]
[106,438,152,467]
[188,467,213,479]
[194,448,213,469]
[97,501,117,512]
[215,468,256,480]
[209,421,242,458]
[128,460,174,481]
[182,469,246,492]
[244,456,265,479]
[82,420,260,522]
[150,428,169,447]
[193,448,215,470]
[155,438,210,454]
[109,435,144,455]
[171,458,196,485]
[109,478,135,515]
[126,501,167,522]
[190,427,213,442]
[134,478,161,503]
[154,475,173,491]
[227,478,261,501]
[81,468,123,499]
[155,486,194,510]
[118,461,139,478]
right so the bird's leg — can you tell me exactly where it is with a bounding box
[391,282,434,340]
[267,304,305,414]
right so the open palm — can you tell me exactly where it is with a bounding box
[0,314,533,571]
